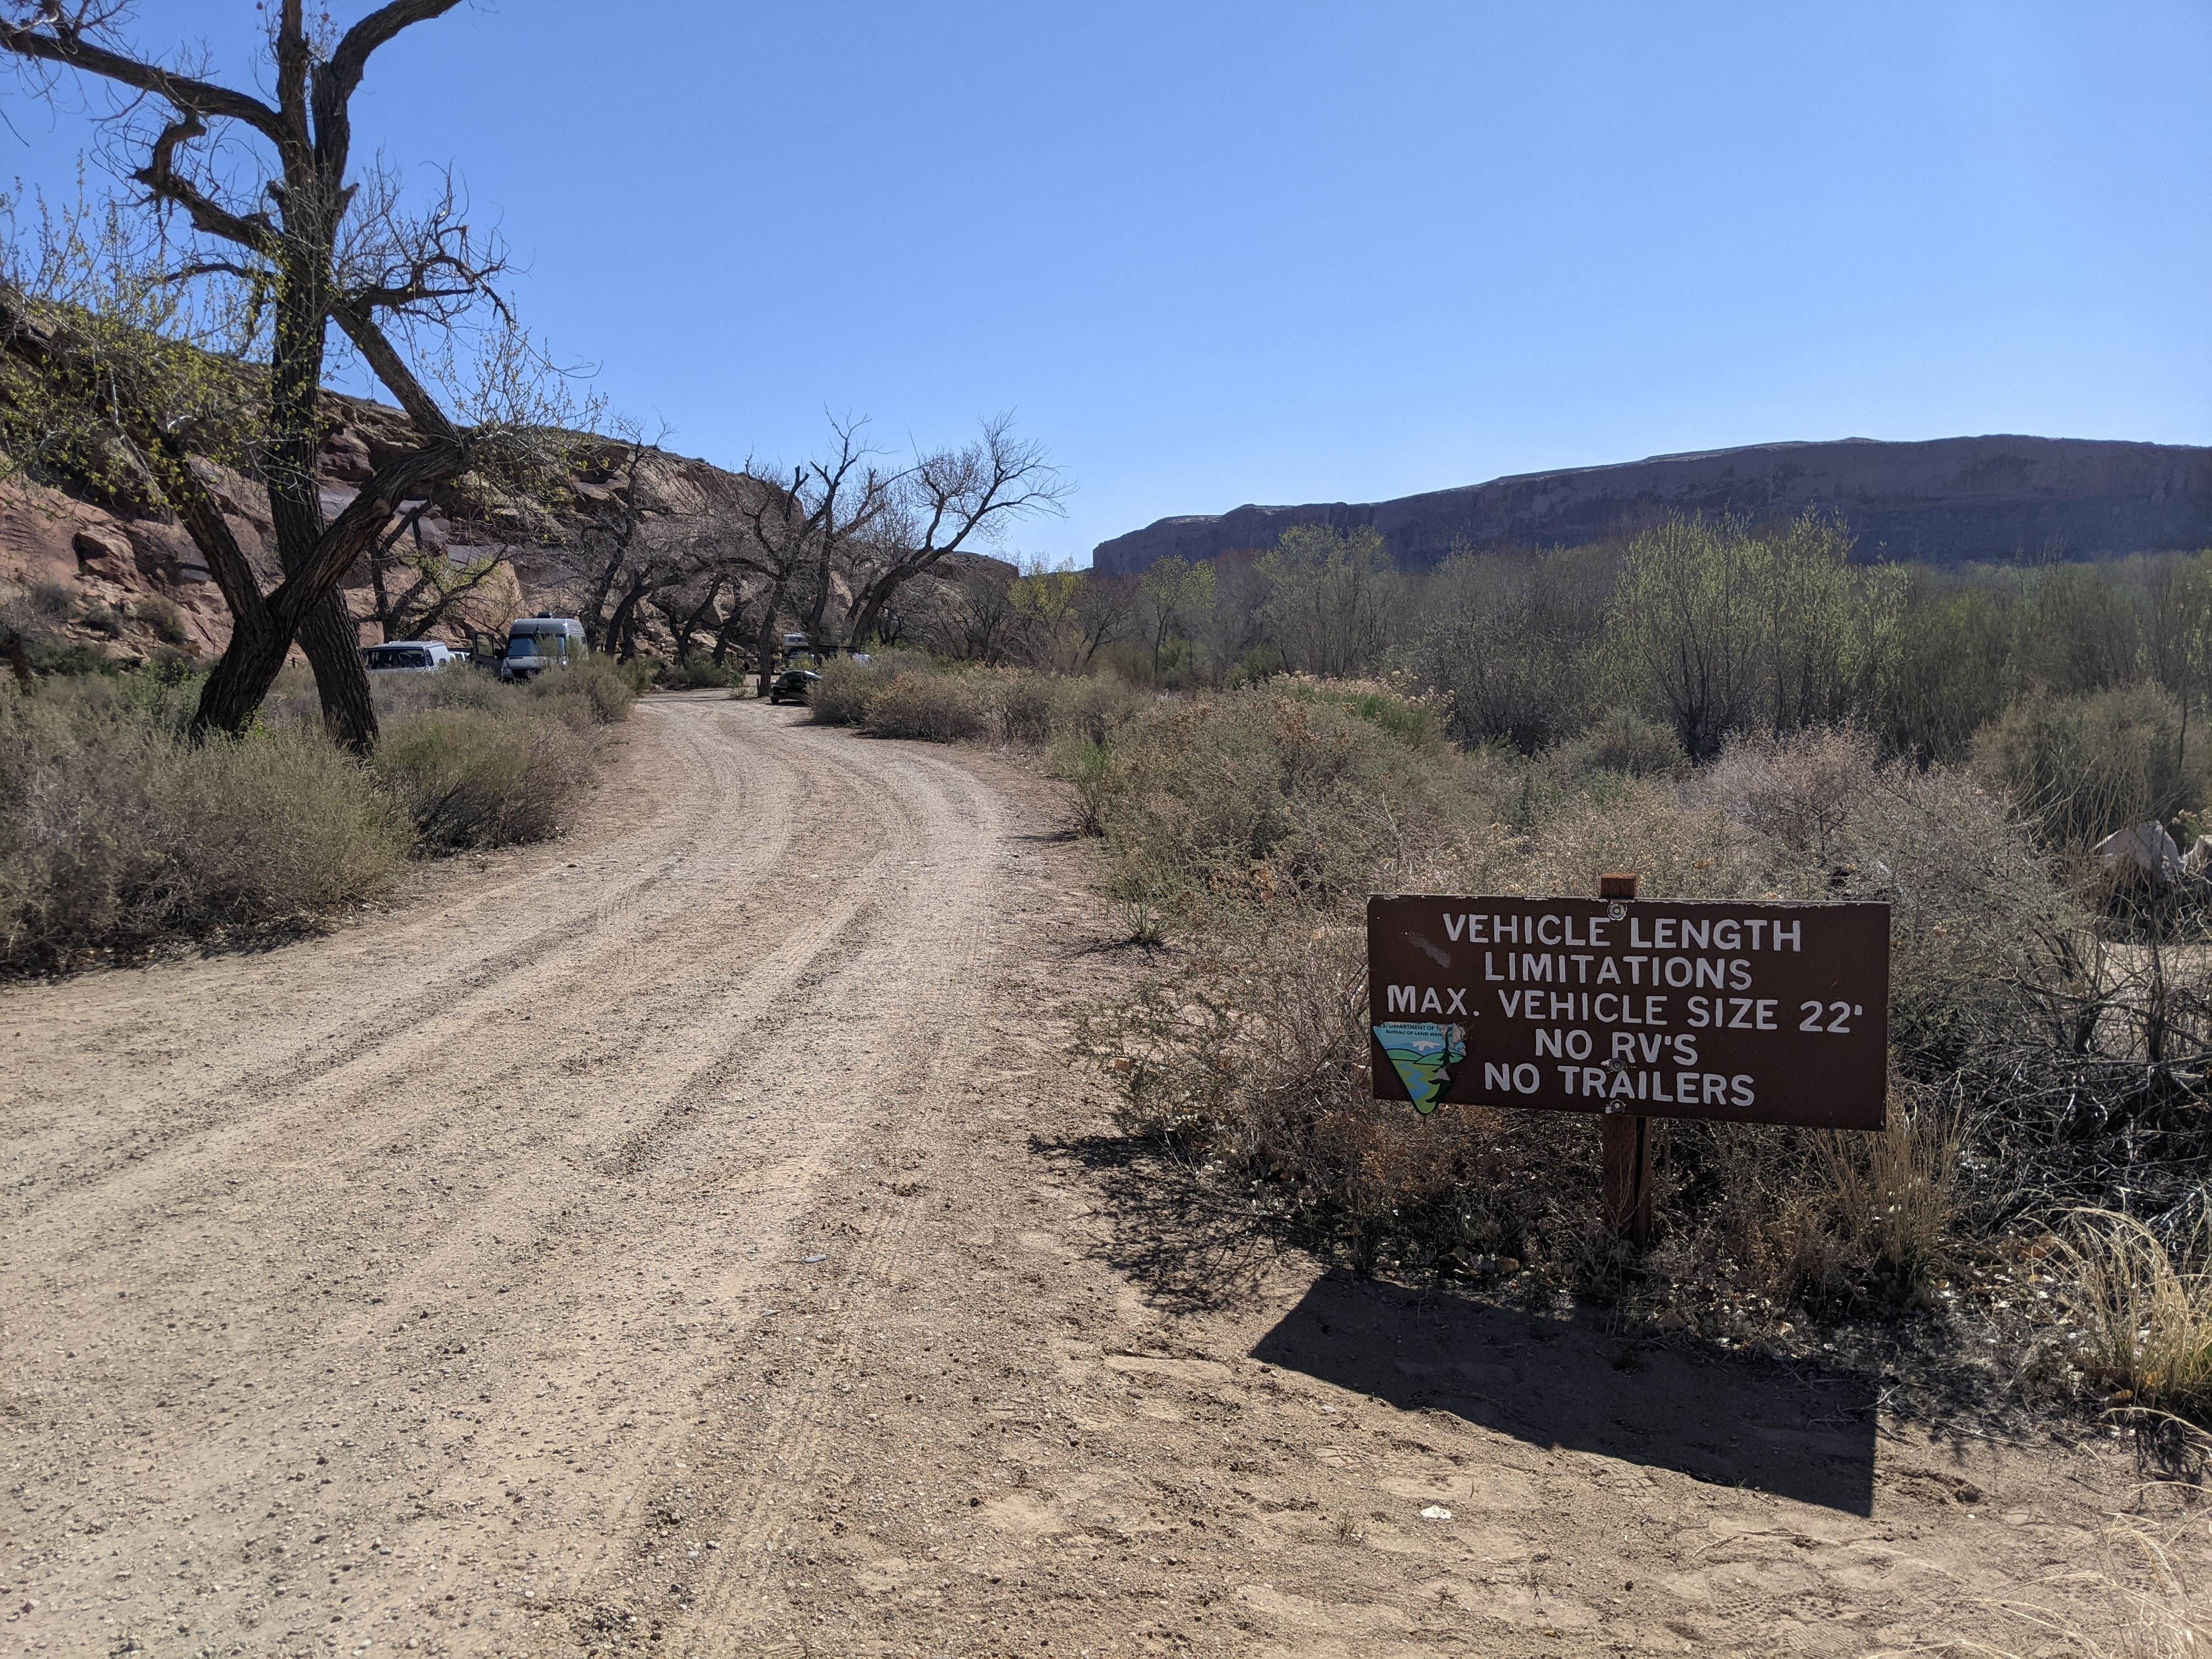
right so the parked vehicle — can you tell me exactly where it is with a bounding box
[362,641,453,673]
[766,667,820,706]
[500,616,588,683]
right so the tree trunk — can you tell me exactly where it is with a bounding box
[755,583,787,698]
[190,610,292,741]
[296,589,376,753]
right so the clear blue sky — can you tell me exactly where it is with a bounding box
[8,2,2209,566]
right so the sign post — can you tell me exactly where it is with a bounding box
[1367,882,1890,1246]
[1596,872,1651,1244]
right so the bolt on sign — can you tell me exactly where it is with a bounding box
[1367,894,1891,1130]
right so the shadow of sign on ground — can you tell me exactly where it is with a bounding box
[1251,1271,1877,1516]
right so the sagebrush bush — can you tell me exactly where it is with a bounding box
[137,595,190,646]
[526,656,636,727]
[1972,682,2201,847]
[1087,681,1500,915]
[1553,706,1688,778]
[0,680,405,972]
[809,651,930,727]
[370,707,586,852]
[1,655,628,972]
[860,669,986,742]
[989,669,1148,747]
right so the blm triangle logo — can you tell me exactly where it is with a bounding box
[1373,1021,1466,1115]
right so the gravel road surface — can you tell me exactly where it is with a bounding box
[2,695,2164,1657]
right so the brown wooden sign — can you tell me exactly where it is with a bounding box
[1367,894,1890,1131]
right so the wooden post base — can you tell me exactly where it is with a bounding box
[1596,870,1651,1245]
[1601,1113,1652,1245]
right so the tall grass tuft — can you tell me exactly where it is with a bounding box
[2058,1209,2212,1421]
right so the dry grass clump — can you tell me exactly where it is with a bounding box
[2056,1209,2212,1420]
[1881,1514,2211,1658]
[1649,1097,1961,1315]
[0,678,405,972]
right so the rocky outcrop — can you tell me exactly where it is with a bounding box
[1091,436,2212,575]
[0,391,763,665]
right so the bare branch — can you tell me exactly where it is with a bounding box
[0,14,287,143]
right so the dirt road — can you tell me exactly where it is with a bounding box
[1,696,2169,1657]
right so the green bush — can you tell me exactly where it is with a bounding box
[1551,707,1686,778]
[1970,682,2199,847]
[1090,681,1504,912]
[653,656,743,690]
[370,707,586,853]
[1052,737,1124,837]
[527,656,637,727]
[861,669,985,742]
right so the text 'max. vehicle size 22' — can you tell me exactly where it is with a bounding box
[500,615,588,683]
[362,641,453,673]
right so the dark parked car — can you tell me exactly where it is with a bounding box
[767,668,820,706]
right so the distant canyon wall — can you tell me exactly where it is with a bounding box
[1090,436,2212,575]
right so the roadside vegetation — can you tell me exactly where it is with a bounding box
[0,656,633,975]
[792,518,2212,1434]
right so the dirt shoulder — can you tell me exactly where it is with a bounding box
[0,696,2171,1657]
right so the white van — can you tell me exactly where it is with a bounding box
[362,641,453,673]
[500,616,588,683]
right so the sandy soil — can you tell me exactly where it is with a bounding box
[0,693,2180,1657]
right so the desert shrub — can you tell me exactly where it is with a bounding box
[996,670,1064,746]
[370,707,586,852]
[810,651,930,727]
[860,669,986,743]
[1091,683,1502,914]
[1094,714,2106,1324]
[654,657,742,690]
[137,595,190,646]
[1972,683,2200,847]
[81,603,124,638]
[1062,676,1150,743]
[367,664,504,718]
[1277,676,1447,751]
[0,681,405,972]
[984,670,1147,747]
[28,579,73,617]
[527,656,636,727]
[1053,737,1125,837]
[1649,1096,1960,1314]
[1553,707,1686,779]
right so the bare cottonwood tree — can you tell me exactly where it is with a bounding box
[840,414,1069,650]
[1,1,539,751]
[729,417,895,694]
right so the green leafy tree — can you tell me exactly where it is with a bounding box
[1259,523,1395,678]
